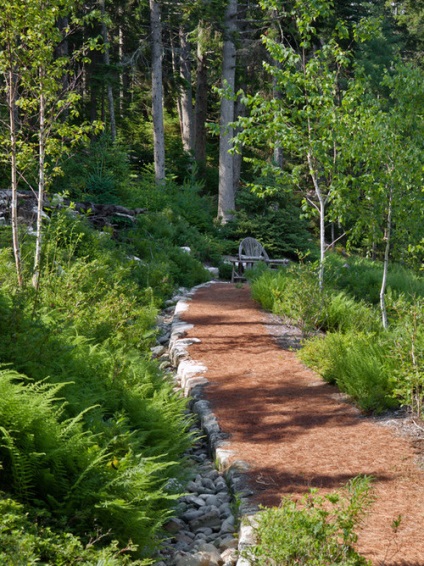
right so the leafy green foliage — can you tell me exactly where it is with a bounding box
[249,255,424,415]
[0,211,198,558]
[246,476,373,565]
[227,185,314,259]
[299,332,396,413]
[0,493,148,565]
[56,136,133,204]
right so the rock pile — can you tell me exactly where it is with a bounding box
[0,189,146,232]
[152,283,257,566]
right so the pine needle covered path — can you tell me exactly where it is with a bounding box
[180,282,424,565]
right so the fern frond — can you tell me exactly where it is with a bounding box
[0,426,35,501]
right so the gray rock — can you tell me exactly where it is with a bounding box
[216,492,231,503]
[215,478,228,492]
[201,478,216,491]
[158,332,171,344]
[182,508,205,522]
[206,469,220,481]
[163,517,187,534]
[220,515,236,534]
[187,480,202,493]
[195,527,213,536]
[219,502,232,518]
[151,345,166,357]
[219,536,238,551]
[204,495,220,506]
[187,495,207,507]
[173,540,192,553]
[190,508,221,531]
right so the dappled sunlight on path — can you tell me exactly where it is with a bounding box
[181,282,424,565]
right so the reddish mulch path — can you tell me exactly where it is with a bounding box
[180,282,424,565]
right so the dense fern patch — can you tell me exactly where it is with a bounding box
[0,211,203,560]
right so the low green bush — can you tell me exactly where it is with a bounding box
[246,476,373,565]
[325,254,424,306]
[317,292,381,334]
[250,264,405,414]
[230,184,314,260]
[389,298,424,416]
[0,493,148,564]
[299,333,397,414]
[250,264,323,333]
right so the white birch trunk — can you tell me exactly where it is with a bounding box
[150,0,166,182]
[218,0,237,223]
[32,72,46,291]
[380,185,393,330]
[7,66,23,287]
[233,89,245,198]
[319,197,325,292]
[308,152,326,292]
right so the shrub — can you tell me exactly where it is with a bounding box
[299,332,397,414]
[317,292,380,334]
[56,136,132,204]
[230,184,314,259]
[389,298,424,416]
[325,254,424,306]
[246,476,373,565]
[0,212,196,558]
[0,493,148,564]
[250,264,323,333]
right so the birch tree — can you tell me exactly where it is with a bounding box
[0,6,24,287]
[336,64,424,328]
[0,0,101,290]
[234,0,355,289]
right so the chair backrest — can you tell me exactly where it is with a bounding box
[238,237,269,260]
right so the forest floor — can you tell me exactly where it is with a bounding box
[180,282,424,565]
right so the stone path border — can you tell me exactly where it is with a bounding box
[163,281,257,565]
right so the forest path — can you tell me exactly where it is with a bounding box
[180,282,424,565]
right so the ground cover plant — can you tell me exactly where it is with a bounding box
[245,476,373,565]
[0,205,215,562]
[248,254,424,416]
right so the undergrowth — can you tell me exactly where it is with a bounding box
[0,209,202,561]
[246,476,373,565]
[248,255,424,416]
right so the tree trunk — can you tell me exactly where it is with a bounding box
[194,24,208,166]
[150,0,166,182]
[100,0,116,142]
[233,88,245,199]
[380,185,393,330]
[7,65,23,288]
[178,26,195,153]
[118,20,124,119]
[32,72,46,291]
[319,197,325,292]
[57,16,70,123]
[307,151,326,292]
[170,30,184,144]
[218,0,237,223]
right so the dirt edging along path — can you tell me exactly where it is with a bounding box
[180,282,424,566]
